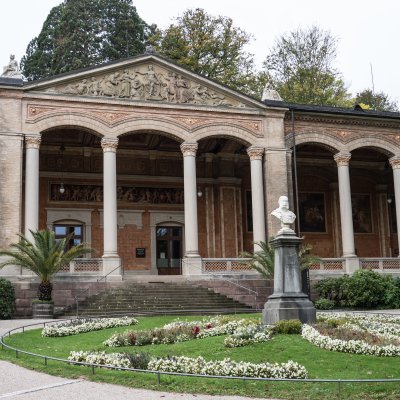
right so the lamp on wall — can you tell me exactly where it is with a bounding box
[197,187,203,197]
[59,143,65,194]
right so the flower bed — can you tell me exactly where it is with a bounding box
[224,324,273,348]
[104,316,259,347]
[42,317,138,337]
[302,324,400,356]
[68,351,307,379]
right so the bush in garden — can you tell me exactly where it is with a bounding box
[345,270,393,308]
[0,278,15,319]
[314,298,335,310]
[313,275,350,305]
[273,319,302,334]
[125,351,151,369]
[314,270,400,309]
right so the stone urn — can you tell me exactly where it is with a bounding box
[32,301,54,318]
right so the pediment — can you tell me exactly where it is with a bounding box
[25,55,262,109]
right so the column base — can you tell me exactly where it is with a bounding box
[102,255,122,280]
[344,257,360,274]
[262,294,316,325]
[181,257,202,276]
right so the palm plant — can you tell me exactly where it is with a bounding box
[0,230,91,301]
[242,240,320,278]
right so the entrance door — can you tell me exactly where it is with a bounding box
[156,226,182,275]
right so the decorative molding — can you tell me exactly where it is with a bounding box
[28,105,56,118]
[389,156,400,170]
[101,137,118,152]
[247,146,264,161]
[25,134,41,149]
[43,63,244,108]
[334,152,351,167]
[180,142,198,157]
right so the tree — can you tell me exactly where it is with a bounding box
[150,8,258,95]
[0,230,91,301]
[355,89,398,112]
[242,240,320,278]
[21,0,154,80]
[263,26,351,106]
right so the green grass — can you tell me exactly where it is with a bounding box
[1,314,400,399]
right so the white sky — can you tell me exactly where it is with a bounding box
[1,0,400,104]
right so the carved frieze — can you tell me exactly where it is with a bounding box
[50,183,184,204]
[45,63,245,108]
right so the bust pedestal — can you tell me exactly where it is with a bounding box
[262,232,316,325]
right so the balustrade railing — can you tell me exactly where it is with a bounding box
[360,258,400,270]
[57,258,103,274]
[309,258,346,271]
[202,258,254,273]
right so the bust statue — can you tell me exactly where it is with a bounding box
[1,54,22,79]
[271,195,296,234]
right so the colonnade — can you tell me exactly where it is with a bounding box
[23,135,267,263]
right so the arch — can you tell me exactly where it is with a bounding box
[115,117,187,143]
[289,132,343,153]
[346,137,397,157]
[27,113,106,137]
[191,125,255,147]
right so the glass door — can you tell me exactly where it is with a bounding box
[156,226,182,274]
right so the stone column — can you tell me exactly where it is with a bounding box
[389,156,400,257]
[101,138,119,260]
[24,134,41,240]
[181,142,200,258]
[334,152,356,258]
[247,146,266,251]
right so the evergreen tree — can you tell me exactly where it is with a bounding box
[151,8,259,95]
[21,0,153,80]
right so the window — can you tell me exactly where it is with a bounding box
[54,224,83,250]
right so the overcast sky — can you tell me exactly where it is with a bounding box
[1,0,399,104]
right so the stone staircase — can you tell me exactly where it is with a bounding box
[61,282,255,317]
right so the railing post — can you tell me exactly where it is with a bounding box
[227,261,232,271]
[70,261,75,273]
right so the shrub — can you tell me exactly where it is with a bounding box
[313,275,350,305]
[125,351,151,369]
[314,298,335,310]
[273,319,302,334]
[0,278,15,319]
[345,270,391,308]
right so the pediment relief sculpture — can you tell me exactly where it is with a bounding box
[46,64,246,108]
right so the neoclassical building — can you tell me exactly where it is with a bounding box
[1,51,400,282]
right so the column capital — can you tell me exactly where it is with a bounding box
[247,146,264,161]
[180,142,198,157]
[101,137,119,152]
[334,152,351,167]
[389,156,400,169]
[25,134,41,149]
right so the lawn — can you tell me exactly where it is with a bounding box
[1,314,400,400]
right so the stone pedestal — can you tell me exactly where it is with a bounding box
[181,257,202,275]
[262,233,316,325]
[32,302,54,318]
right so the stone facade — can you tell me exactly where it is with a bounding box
[1,53,400,284]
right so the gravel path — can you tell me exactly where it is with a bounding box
[0,319,274,400]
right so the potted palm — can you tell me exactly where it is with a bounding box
[0,229,91,318]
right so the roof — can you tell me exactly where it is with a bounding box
[263,99,400,120]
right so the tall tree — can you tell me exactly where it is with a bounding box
[263,26,351,106]
[151,8,258,95]
[21,0,154,80]
[355,89,398,112]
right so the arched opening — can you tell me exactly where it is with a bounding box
[197,136,250,259]
[116,131,184,274]
[349,147,395,257]
[35,127,103,261]
[293,143,338,257]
